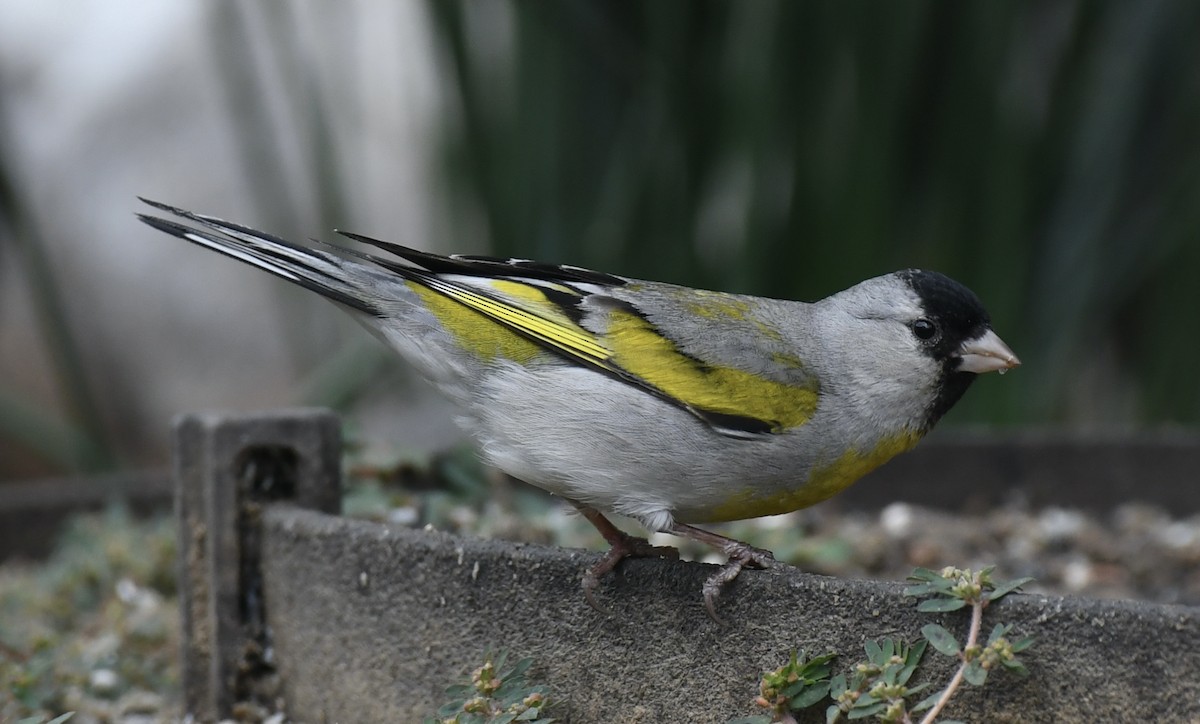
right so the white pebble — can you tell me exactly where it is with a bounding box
[116,577,139,603]
[1157,521,1199,550]
[880,503,914,537]
[1038,508,1085,540]
[1062,559,1092,591]
[387,506,419,526]
[90,668,118,693]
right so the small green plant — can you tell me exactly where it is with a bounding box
[426,650,555,724]
[736,650,836,723]
[827,638,928,722]
[736,566,1034,724]
[904,566,1034,722]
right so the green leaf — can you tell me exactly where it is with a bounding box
[792,681,832,708]
[987,623,1011,644]
[910,639,928,660]
[881,638,896,661]
[494,713,517,724]
[906,682,931,695]
[903,582,937,596]
[908,569,955,591]
[725,717,772,724]
[865,639,884,664]
[1011,636,1036,653]
[826,704,843,724]
[911,690,943,713]
[830,673,848,697]
[905,639,928,666]
[917,597,968,612]
[1003,660,1030,676]
[907,567,942,582]
[988,577,1034,602]
[964,660,989,686]
[921,624,961,656]
[782,679,809,699]
[507,656,533,680]
[801,652,838,677]
[848,702,886,719]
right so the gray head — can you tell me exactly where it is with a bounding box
[819,269,1019,431]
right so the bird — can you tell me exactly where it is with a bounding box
[137,198,1019,621]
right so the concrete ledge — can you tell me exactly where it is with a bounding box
[260,506,1200,723]
[172,409,342,721]
[0,471,170,561]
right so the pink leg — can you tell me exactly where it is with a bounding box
[569,500,679,612]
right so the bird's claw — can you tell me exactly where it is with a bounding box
[582,534,679,613]
[702,542,777,624]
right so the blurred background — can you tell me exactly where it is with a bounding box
[2,0,1199,482]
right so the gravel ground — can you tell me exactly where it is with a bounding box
[740,500,1200,606]
[383,483,1200,607]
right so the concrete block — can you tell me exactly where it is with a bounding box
[172,408,341,722]
[260,506,1200,723]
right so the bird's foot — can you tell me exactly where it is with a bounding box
[701,540,778,624]
[582,533,679,613]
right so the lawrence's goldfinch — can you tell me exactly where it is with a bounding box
[138,199,1019,621]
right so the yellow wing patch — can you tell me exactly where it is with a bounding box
[488,279,579,327]
[408,277,607,364]
[604,309,818,431]
[409,275,818,435]
[408,281,545,363]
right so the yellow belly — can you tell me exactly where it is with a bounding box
[701,431,921,523]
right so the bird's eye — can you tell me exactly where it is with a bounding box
[912,318,938,341]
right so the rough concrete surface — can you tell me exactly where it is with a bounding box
[260,506,1200,723]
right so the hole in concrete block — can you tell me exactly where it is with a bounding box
[235,445,299,502]
[231,445,299,705]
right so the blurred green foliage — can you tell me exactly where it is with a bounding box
[3,1,1199,476]
[425,0,1200,426]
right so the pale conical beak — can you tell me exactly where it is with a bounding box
[957,329,1020,374]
